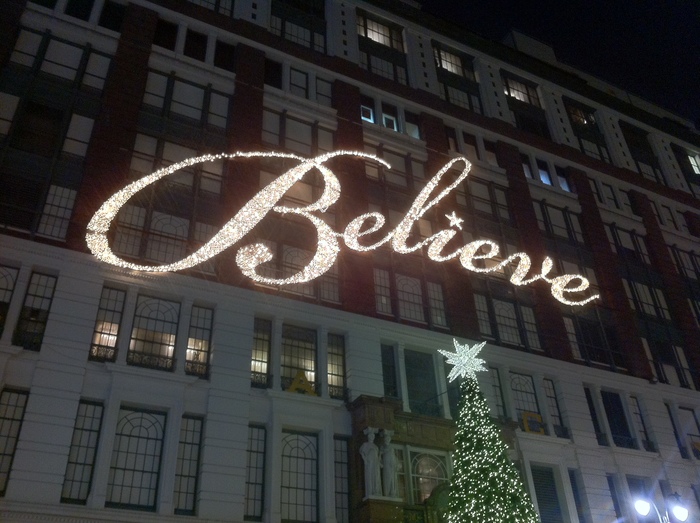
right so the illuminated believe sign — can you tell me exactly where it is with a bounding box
[86,151,599,306]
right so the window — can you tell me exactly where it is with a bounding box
[290,68,308,98]
[381,344,400,399]
[670,247,700,280]
[143,71,230,128]
[334,438,350,523]
[510,372,543,432]
[174,416,203,515]
[373,270,447,328]
[504,77,540,107]
[62,401,104,504]
[98,1,127,32]
[644,339,694,389]
[489,367,507,418]
[106,408,166,510]
[503,76,550,139]
[530,465,564,523]
[427,282,447,327]
[357,11,407,84]
[364,145,425,189]
[360,95,375,123]
[619,121,667,185]
[127,296,180,371]
[251,318,272,388]
[433,45,481,113]
[671,144,700,198]
[533,202,584,243]
[677,407,700,459]
[458,178,511,223]
[186,0,233,17]
[0,389,29,496]
[536,159,552,185]
[13,272,57,351]
[281,325,317,393]
[89,286,125,362]
[600,390,636,449]
[584,387,608,446]
[474,294,541,351]
[37,185,78,240]
[65,0,95,21]
[405,350,440,417]
[262,109,334,156]
[327,334,346,400]
[568,470,589,523]
[253,242,339,302]
[563,99,610,162]
[606,475,624,518]
[563,314,624,370]
[245,425,266,520]
[0,265,19,337]
[0,92,19,136]
[621,279,670,320]
[183,29,207,61]
[186,306,213,378]
[382,103,398,131]
[374,269,392,315]
[396,274,425,323]
[606,225,650,265]
[543,379,568,438]
[410,452,448,503]
[11,101,63,157]
[280,432,318,522]
[213,40,235,72]
[629,396,655,452]
[271,0,326,53]
[153,19,178,51]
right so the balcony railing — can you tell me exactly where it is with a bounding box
[251,371,272,389]
[89,344,117,362]
[126,351,175,371]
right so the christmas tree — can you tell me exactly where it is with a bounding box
[439,339,539,523]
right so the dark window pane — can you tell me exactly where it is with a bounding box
[264,59,283,88]
[153,19,178,51]
[11,101,64,157]
[183,30,207,61]
[98,1,126,32]
[65,0,94,20]
[214,41,235,71]
[30,0,58,8]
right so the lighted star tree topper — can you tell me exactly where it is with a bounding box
[440,339,539,523]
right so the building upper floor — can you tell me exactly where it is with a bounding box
[1,0,700,389]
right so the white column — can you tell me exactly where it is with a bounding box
[318,326,328,397]
[115,285,138,366]
[272,318,283,390]
[320,427,338,523]
[174,299,193,375]
[397,342,409,413]
[87,394,122,508]
[157,402,185,515]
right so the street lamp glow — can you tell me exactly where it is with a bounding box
[671,503,689,522]
[634,499,651,516]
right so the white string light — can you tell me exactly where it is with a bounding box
[86,151,599,305]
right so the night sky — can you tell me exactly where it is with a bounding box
[420,0,700,128]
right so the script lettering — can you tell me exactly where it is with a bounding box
[86,151,599,306]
